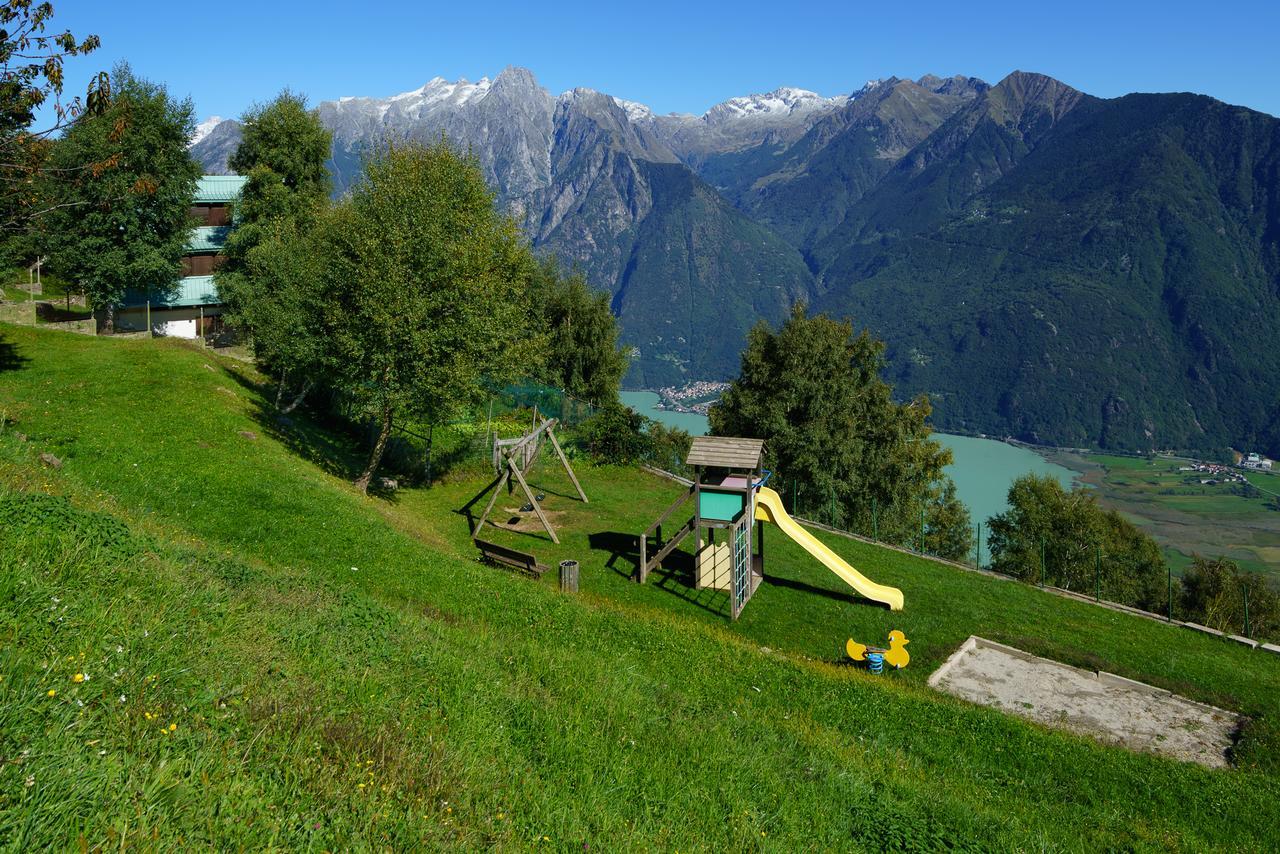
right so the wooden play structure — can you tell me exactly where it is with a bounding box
[639,436,768,620]
[470,411,587,544]
[638,435,905,619]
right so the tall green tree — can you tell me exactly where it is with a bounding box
[319,140,539,492]
[215,91,332,407]
[227,90,331,203]
[39,63,198,329]
[227,217,328,413]
[710,304,971,559]
[988,474,1166,608]
[529,256,627,406]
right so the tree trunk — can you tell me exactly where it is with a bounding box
[279,378,314,415]
[355,405,393,494]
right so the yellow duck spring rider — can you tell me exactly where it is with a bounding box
[846,630,909,674]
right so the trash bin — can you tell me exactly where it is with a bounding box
[559,560,579,593]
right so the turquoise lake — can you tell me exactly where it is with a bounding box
[621,390,1077,561]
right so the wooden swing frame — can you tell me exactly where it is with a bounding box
[470,414,587,544]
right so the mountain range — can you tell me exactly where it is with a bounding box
[191,68,1280,456]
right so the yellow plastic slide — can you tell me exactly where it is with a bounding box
[753,486,904,610]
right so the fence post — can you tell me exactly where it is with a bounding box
[1095,545,1101,602]
[974,522,981,570]
[425,424,434,486]
[829,486,835,528]
[1244,584,1250,638]
[920,508,926,554]
[1039,538,1046,588]
[872,498,878,542]
[1167,567,1173,621]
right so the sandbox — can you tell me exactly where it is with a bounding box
[929,636,1242,768]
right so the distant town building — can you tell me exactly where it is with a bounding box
[1240,452,1273,471]
[115,175,247,339]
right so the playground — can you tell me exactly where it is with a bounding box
[438,423,1278,767]
[398,416,1276,724]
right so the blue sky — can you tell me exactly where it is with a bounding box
[50,0,1280,121]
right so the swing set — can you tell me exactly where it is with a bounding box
[470,410,588,544]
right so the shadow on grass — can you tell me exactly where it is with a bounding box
[761,572,865,607]
[223,365,374,490]
[589,531,730,618]
[35,302,92,322]
[0,330,27,373]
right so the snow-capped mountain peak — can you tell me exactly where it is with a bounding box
[392,76,492,106]
[190,115,224,146]
[704,86,849,122]
[611,97,654,122]
[333,76,493,117]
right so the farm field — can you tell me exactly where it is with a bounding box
[1047,452,1280,585]
[2,323,1279,849]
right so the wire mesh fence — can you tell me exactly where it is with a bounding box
[382,382,601,485]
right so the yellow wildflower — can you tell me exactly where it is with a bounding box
[168,723,176,732]
[72,673,85,683]
[46,689,56,697]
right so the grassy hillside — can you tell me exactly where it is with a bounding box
[2,323,1279,849]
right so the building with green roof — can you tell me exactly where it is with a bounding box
[117,176,247,338]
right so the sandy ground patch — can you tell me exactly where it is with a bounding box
[487,502,568,535]
[929,637,1242,768]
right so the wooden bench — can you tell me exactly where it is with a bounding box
[474,538,550,576]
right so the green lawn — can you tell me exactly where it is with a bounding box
[2,323,1279,849]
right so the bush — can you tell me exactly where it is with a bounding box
[988,474,1165,608]
[579,401,650,464]
[645,420,693,474]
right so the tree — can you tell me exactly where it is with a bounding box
[38,64,198,329]
[1,1,107,233]
[528,256,628,406]
[710,303,971,559]
[1181,557,1278,641]
[318,140,539,493]
[988,474,1165,608]
[580,401,650,465]
[224,217,328,413]
[227,90,330,204]
[215,91,332,408]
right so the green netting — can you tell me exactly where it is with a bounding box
[490,382,599,427]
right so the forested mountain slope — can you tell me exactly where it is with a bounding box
[810,76,1280,453]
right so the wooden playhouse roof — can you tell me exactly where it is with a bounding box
[685,436,764,469]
